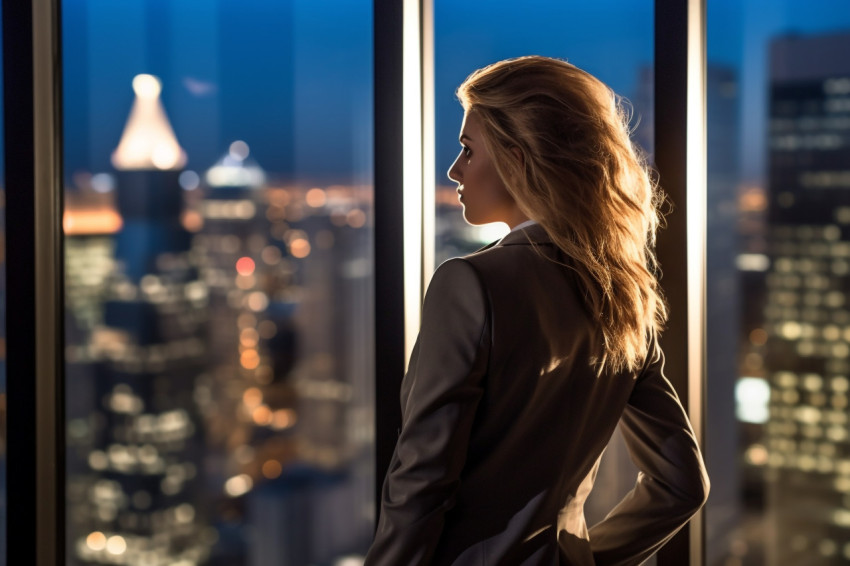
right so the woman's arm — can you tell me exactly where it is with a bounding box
[588,349,710,566]
[365,258,488,565]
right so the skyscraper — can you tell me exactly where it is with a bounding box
[761,31,850,565]
[69,74,214,566]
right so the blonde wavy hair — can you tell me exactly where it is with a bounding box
[457,55,667,374]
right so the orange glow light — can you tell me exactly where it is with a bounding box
[181,209,203,232]
[235,257,255,276]
[739,186,767,212]
[272,408,297,429]
[347,209,366,228]
[63,208,123,235]
[242,387,262,409]
[305,187,327,208]
[252,405,273,426]
[86,531,107,551]
[262,460,283,479]
[240,328,259,348]
[241,349,260,370]
[290,238,311,259]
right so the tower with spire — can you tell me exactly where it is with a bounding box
[71,74,213,566]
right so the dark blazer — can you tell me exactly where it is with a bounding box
[365,223,709,565]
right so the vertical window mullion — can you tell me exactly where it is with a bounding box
[654,0,707,564]
[373,0,406,519]
[3,0,64,563]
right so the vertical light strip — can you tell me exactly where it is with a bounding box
[402,0,423,362]
[421,0,435,292]
[687,0,707,563]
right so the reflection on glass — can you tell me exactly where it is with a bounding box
[707,2,850,565]
[433,2,654,556]
[63,2,373,565]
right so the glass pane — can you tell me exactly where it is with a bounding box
[62,2,374,565]
[707,3,850,565]
[433,0,654,561]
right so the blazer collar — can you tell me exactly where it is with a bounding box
[499,222,551,246]
[476,222,551,252]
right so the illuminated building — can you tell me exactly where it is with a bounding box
[760,32,850,565]
[67,75,213,566]
[189,142,301,559]
[188,140,375,562]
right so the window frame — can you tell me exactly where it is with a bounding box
[3,0,65,564]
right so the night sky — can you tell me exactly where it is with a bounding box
[3,0,850,186]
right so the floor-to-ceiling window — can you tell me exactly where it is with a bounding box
[61,2,373,564]
[706,2,850,565]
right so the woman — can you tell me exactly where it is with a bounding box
[365,56,709,566]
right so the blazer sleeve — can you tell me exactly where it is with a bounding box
[365,258,488,566]
[588,347,710,566]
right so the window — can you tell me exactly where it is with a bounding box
[62,2,374,564]
[707,2,850,564]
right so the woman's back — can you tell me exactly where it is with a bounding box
[433,225,636,565]
[367,224,708,565]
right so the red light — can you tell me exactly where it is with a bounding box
[236,257,255,276]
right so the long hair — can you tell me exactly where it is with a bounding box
[457,56,667,374]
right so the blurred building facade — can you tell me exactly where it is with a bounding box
[761,32,850,565]
[63,73,375,566]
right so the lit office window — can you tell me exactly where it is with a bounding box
[62,2,373,564]
[707,2,850,565]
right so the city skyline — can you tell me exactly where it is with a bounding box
[2,2,850,565]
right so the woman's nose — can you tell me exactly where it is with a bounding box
[447,154,462,183]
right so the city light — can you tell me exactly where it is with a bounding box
[736,377,771,424]
[242,387,262,409]
[305,187,327,207]
[235,257,255,276]
[85,531,107,551]
[132,74,161,99]
[224,474,253,497]
[261,460,283,479]
[289,237,311,258]
[105,535,127,555]
[111,74,187,170]
[272,409,296,430]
